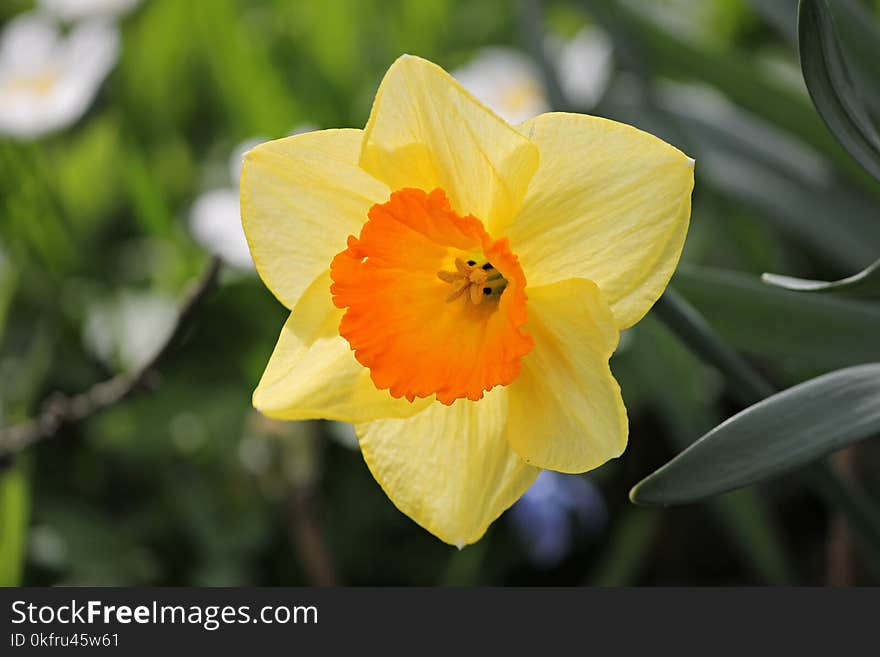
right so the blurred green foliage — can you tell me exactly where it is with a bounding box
[1,0,879,585]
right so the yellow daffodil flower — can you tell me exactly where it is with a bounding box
[241,55,694,547]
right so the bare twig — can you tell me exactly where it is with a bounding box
[252,416,339,585]
[0,256,222,457]
[827,447,857,586]
[288,482,338,586]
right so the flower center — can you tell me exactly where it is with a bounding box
[3,70,58,97]
[500,78,543,113]
[437,257,508,305]
[330,187,533,405]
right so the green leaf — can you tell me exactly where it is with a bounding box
[762,258,880,297]
[123,143,175,237]
[0,244,18,338]
[0,467,29,586]
[674,266,880,374]
[195,0,301,136]
[630,364,880,505]
[827,0,880,111]
[799,0,880,181]
[747,0,798,43]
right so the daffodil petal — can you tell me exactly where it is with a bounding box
[360,54,539,234]
[356,388,539,546]
[505,277,628,473]
[241,128,389,310]
[253,272,430,423]
[508,112,694,329]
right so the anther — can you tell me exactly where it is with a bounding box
[439,258,508,305]
[445,281,469,302]
[437,271,457,283]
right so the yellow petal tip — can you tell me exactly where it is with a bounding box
[393,53,425,68]
[686,156,696,169]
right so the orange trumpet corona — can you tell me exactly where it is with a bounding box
[330,187,534,405]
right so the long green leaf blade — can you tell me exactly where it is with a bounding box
[762,258,880,297]
[631,364,880,505]
[674,266,880,374]
[799,0,880,181]
[0,467,29,586]
[827,0,880,107]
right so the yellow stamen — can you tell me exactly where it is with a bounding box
[437,258,508,305]
[445,280,470,302]
[437,270,458,283]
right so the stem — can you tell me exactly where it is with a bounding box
[653,287,880,568]
[809,459,880,578]
[288,483,338,586]
[826,448,857,586]
[652,289,775,405]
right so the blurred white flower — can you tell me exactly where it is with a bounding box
[188,188,253,271]
[188,139,261,272]
[38,0,142,21]
[452,27,613,125]
[452,48,549,125]
[0,12,119,139]
[189,127,317,271]
[83,290,177,372]
[554,27,613,109]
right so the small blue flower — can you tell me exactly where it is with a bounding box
[508,471,607,568]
